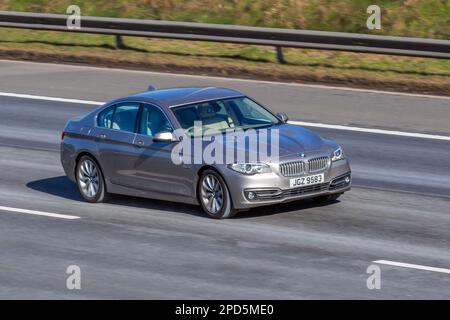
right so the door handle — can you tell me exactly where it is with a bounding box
[98,134,107,139]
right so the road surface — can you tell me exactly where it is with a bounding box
[0,60,449,299]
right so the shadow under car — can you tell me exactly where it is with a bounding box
[26,176,339,219]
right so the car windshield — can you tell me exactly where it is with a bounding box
[172,97,280,136]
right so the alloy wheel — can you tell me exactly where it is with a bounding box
[78,159,100,198]
[200,174,224,214]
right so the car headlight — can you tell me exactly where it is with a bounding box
[332,147,344,162]
[228,163,271,175]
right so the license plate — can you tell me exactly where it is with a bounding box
[289,173,324,188]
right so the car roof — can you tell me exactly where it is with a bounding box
[118,87,244,108]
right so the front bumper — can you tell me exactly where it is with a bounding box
[223,159,351,209]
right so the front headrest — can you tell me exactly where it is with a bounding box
[198,104,220,118]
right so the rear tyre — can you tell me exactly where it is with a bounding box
[313,193,342,204]
[198,169,236,219]
[76,155,109,203]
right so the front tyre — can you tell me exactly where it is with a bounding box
[76,155,109,203]
[198,169,236,219]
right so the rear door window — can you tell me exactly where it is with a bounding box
[97,103,140,133]
[111,104,140,133]
[139,104,173,137]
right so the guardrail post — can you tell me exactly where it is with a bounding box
[115,35,124,49]
[276,46,285,64]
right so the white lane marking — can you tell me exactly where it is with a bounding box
[289,120,450,142]
[1,59,449,101]
[0,92,103,105]
[374,260,450,275]
[1,91,450,142]
[0,205,80,220]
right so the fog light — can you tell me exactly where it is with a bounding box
[345,176,351,184]
[247,192,257,200]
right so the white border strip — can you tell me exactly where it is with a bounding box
[1,91,450,142]
[289,121,450,142]
[1,59,449,101]
[0,205,80,220]
[374,260,450,275]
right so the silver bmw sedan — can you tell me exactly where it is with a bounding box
[61,87,351,218]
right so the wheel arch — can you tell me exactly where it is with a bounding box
[74,151,107,189]
[196,165,235,208]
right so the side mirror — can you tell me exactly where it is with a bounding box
[277,112,289,123]
[153,131,178,142]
